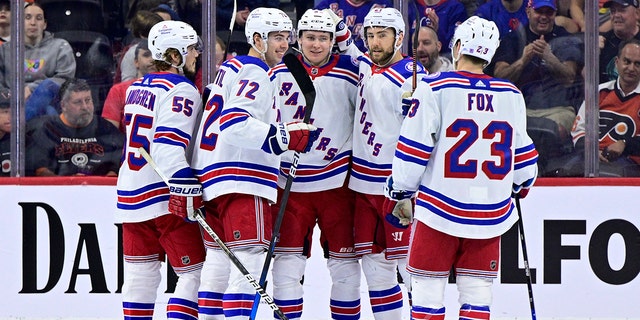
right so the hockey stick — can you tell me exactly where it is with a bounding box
[222,0,237,65]
[411,0,420,93]
[248,52,316,319]
[137,147,289,320]
[515,196,537,320]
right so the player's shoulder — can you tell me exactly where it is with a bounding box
[269,61,290,79]
[334,54,359,72]
[390,56,426,79]
[139,72,198,92]
[233,55,270,73]
[423,71,521,93]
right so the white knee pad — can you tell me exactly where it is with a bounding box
[327,258,361,301]
[396,258,411,292]
[122,261,162,303]
[457,276,493,307]
[272,254,306,300]
[361,253,398,290]
[411,276,447,309]
[173,269,201,301]
[228,247,265,293]
[199,249,231,293]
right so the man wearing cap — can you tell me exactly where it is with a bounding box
[492,0,582,165]
[599,0,640,84]
[0,89,10,176]
[101,40,156,133]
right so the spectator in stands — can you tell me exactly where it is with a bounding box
[409,0,468,55]
[567,39,640,177]
[175,0,202,33]
[215,35,228,69]
[102,40,155,132]
[460,0,479,17]
[315,0,393,52]
[152,3,180,21]
[0,2,76,121]
[599,0,640,84]
[476,0,529,37]
[416,25,453,72]
[216,0,280,32]
[0,89,10,177]
[126,0,166,20]
[115,10,163,84]
[0,0,10,44]
[493,0,581,144]
[554,0,578,33]
[293,0,314,21]
[26,79,124,177]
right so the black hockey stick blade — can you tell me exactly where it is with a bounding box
[282,53,316,123]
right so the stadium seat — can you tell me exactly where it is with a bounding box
[54,30,115,115]
[215,30,250,57]
[526,116,573,176]
[39,0,105,34]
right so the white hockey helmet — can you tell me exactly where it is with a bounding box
[362,7,405,39]
[451,16,500,65]
[297,9,335,40]
[148,20,199,65]
[245,7,293,46]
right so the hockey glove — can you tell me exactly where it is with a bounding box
[383,176,414,228]
[168,168,203,222]
[401,91,413,117]
[511,177,535,199]
[383,198,413,228]
[262,122,319,155]
[324,9,352,52]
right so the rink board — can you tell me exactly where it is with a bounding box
[0,178,638,319]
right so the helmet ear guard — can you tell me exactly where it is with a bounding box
[450,16,500,65]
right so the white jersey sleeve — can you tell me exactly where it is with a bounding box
[392,71,538,239]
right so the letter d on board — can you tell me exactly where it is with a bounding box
[19,202,64,293]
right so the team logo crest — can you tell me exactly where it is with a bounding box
[1,159,10,173]
[71,152,89,168]
[405,61,423,73]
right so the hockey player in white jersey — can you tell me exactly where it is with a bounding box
[190,7,318,319]
[268,9,361,319]
[115,20,205,320]
[343,7,426,320]
[384,16,539,319]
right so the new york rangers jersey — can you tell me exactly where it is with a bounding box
[270,54,359,192]
[191,56,280,203]
[392,71,538,239]
[115,72,203,223]
[349,54,426,195]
